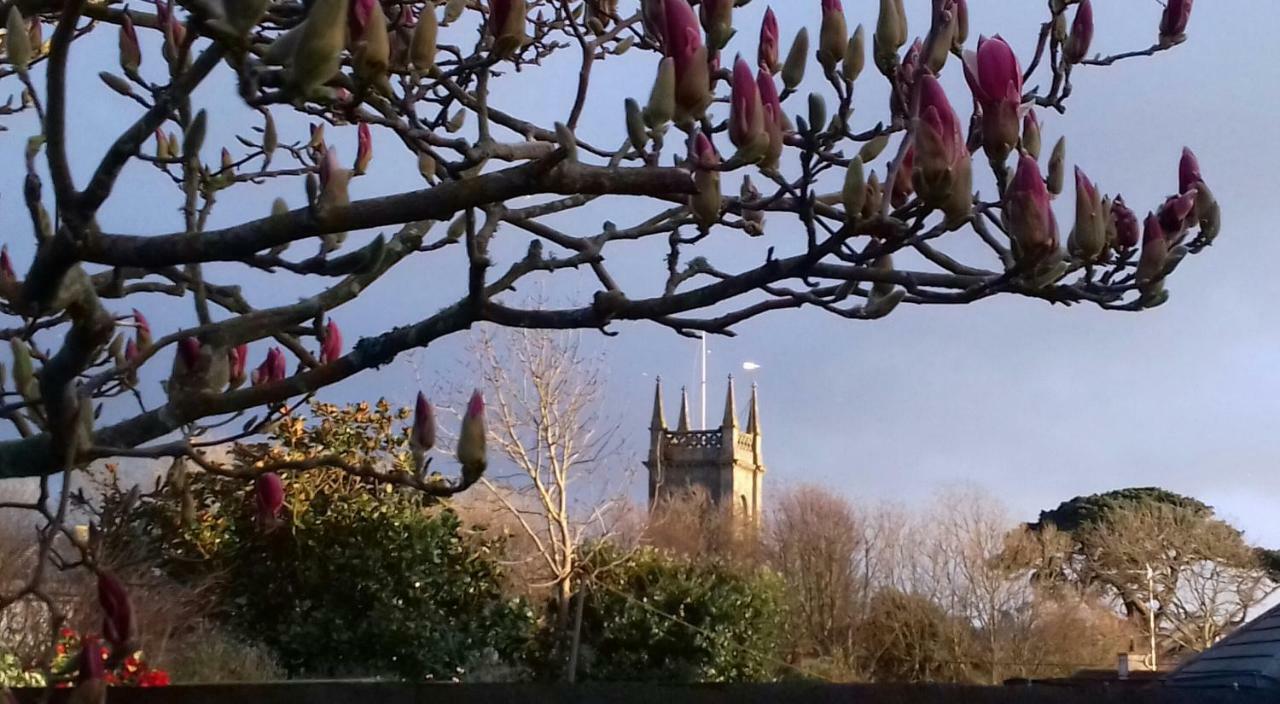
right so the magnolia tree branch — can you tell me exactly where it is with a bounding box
[0,0,1216,511]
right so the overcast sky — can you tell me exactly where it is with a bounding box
[3,2,1278,542]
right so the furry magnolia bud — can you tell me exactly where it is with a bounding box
[410,3,438,71]
[782,27,809,91]
[758,7,779,73]
[625,98,647,152]
[1021,110,1041,160]
[842,156,865,223]
[457,390,487,482]
[6,8,31,74]
[351,0,391,94]
[488,0,527,60]
[286,0,349,99]
[1067,167,1105,263]
[410,390,435,471]
[1046,136,1066,196]
[664,0,710,122]
[818,0,847,73]
[843,24,865,82]
[354,122,373,174]
[119,12,141,73]
[643,57,676,128]
[227,344,248,389]
[688,132,721,227]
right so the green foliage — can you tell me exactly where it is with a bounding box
[1031,486,1212,533]
[549,544,785,683]
[118,401,534,681]
[0,651,44,688]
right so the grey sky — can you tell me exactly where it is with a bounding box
[2,3,1276,542]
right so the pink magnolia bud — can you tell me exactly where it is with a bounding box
[1179,147,1202,195]
[1159,0,1192,42]
[890,39,922,120]
[689,132,722,226]
[1157,189,1197,235]
[699,0,732,50]
[410,391,435,469]
[227,344,248,389]
[270,346,287,381]
[97,572,133,651]
[1111,196,1139,249]
[488,0,528,59]
[818,0,847,73]
[964,35,1023,161]
[757,68,785,169]
[1137,212,1168,284]
[1005,153,1059,265]
[155,0,186,63]
[254,472,285,526]
[759,7,779,73]
[348,0,375,40]
[252,347,286,385]
[132,309,151,349]
[119,12,141,73]
[912,74,970,215]
[923,0,961,73]
[355,122,373,174]
[1063,0,1093,64]
[177,337,202,373]
[729,56,768,161]
[320,319,342,364]
[0,246,14,283]
[456,390,487,481]
[663,0,711,121]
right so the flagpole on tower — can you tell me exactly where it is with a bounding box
[700,331,707,430]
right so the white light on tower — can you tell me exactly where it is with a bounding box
[742,362,761,371]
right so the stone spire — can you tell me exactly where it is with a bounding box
[650,377,666,431]
[722,376,738,429]
[677,387,692,432]
[746,382,760,435]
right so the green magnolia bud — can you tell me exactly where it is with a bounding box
[864,287,905,318]
[1021,113,1041,160]
[858,134,890,163]
[446,214,466,240]
[262,111,278,159]
[862,171,883,219]
[272,197,289,217]
[1196,184,1221,241]
[183,110,208,165]
[99,71,134,97]
[417,152,437,183]
[447,109,466,133]
[843,25,865,83]
[410,3,438,71]
[286,0,348,99]
[807,93,827,135]
[6,8,31,74]
[818,3,848,73]
[644,57,675,128]
[842,156,865,223]
[443,0,465,25]
[782,27,809,91]
[625,98,647,152]
[1047,137,1066,196]
[691,170,721,228]
[10,338,35,401]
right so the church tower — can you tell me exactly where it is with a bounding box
[645,377,766,523]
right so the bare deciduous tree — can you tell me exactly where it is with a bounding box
[470,329,626,634]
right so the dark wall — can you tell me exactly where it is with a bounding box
[9,683,1273,704]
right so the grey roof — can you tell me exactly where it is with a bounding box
[1166,603,1280,689]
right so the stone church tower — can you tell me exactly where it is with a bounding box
[645,377,765,523]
